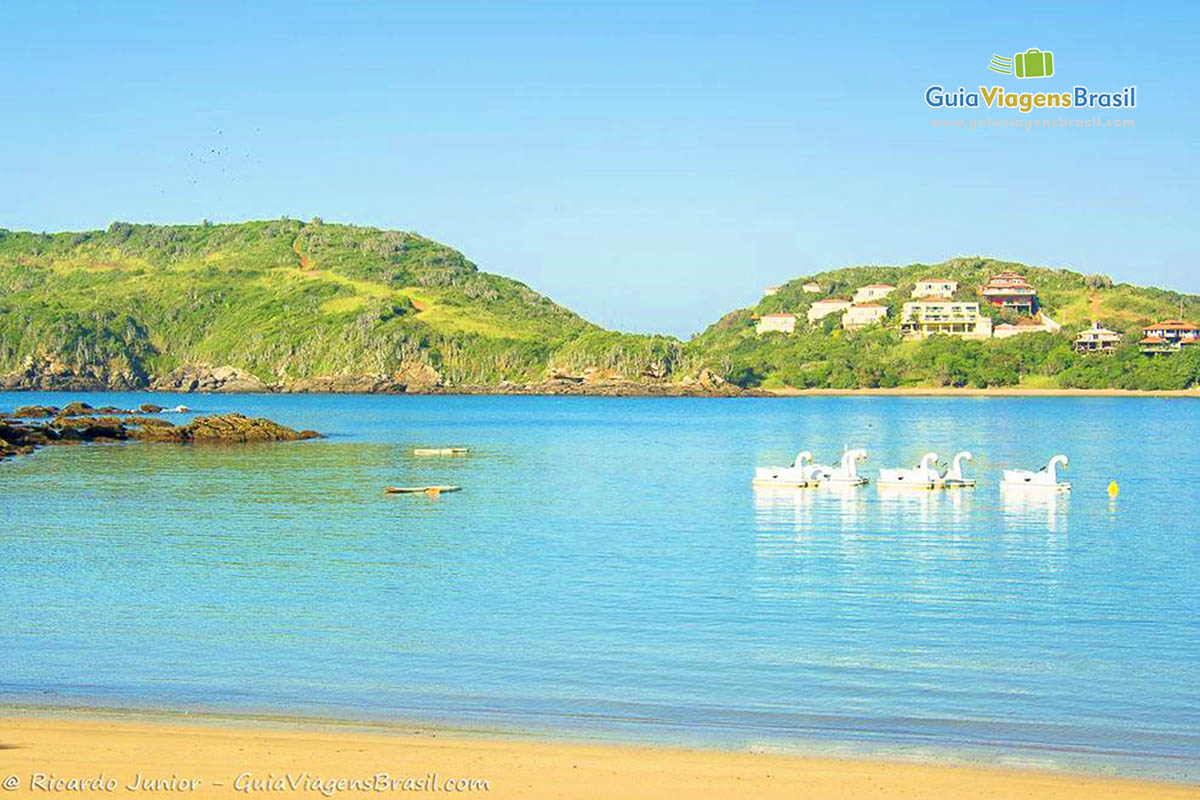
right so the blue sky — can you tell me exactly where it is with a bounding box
[1,1,1196,337]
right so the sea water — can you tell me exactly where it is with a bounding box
[1,393,1197,778]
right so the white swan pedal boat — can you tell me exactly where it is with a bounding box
[1001,455,1071,491]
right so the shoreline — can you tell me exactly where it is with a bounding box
[761,386,1200,398]
[3,385,1200,399]
[1,711,1196,799]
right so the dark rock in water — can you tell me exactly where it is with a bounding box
[12,405,60,418]
[58,402,95,417]
[1,403,319,461]
[139,403,165,413]
[131,413,321,443]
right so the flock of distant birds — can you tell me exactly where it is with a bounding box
[753,450,1072,491]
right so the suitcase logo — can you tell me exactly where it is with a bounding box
[989,48,1054,79]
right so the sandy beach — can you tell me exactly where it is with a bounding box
[0,714,1195,799]
[764,386,1200,398]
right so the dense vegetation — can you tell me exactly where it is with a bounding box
[0,219,681,387]
[1,228,1196,391]
[688,257,1200,390]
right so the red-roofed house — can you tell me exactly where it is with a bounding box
[1139,319,1199,354]
[981,271,1038,315]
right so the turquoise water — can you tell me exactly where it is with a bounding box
[2,393,1198,778]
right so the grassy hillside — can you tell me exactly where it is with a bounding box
[0,219,684,388]
[688,257,1200,390]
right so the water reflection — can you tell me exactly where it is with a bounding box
[752,486,816,531]
[1000,485,1070,533]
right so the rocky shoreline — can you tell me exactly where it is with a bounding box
[0,361,756,397]
[0,402,320,462]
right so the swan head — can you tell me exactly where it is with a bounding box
[1051,454,1069,469]
[956,451,973,463]
[796,450,812,465]
[920,452,938,468]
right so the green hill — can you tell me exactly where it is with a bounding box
[2,230,1197,393]
[687,257,1200,390]
[0,219,691,390]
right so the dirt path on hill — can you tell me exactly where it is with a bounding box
[292,236,311,271]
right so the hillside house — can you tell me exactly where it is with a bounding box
[1073,322,1122,354]
[807,298,852,324]
[981,271,1038,315]
[1139,319,1199,354]
[802,281,822,293]
[852,284,896,304]
[755,313,796,334]
[912,279,958,299]
[763,286,780,297]
[842,303,889,330]
[901,301,992,339]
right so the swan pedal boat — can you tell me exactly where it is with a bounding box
[878,451,977,489]
[1001,455,1071,491]
[821,448,869,487]
[878,452,941,489]
[753,450,823,488]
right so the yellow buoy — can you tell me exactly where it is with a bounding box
[1108,481,1119,498]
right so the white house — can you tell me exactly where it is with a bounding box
[842,303,889,330]
[802,281,822,293]
[901,301,992,339]
[763,286,781,297]
[1074,322,1122,354]
[755,313,796,334]
[807,298,852,324]
[912,278,958,299]
[852,283,896,304]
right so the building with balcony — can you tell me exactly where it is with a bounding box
[981,271,1038,315]
[1139,319,1199,354]
[1073,322,1122,354]
[901,301,992,339]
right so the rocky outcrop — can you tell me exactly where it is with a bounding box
[433,368,752,397]
[0,405,320,462]
[151,365,268,393]
[281,361,442,393]
[283,374,408,394]
[0,356,145,391]
[132,413,320,443]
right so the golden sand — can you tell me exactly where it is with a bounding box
[765,387,1200,397]
[0,715,1196,799]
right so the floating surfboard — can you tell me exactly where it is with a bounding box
[412,447,470,456]
[385,485,462,495]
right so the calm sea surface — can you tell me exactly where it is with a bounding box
[1,393,1197,777]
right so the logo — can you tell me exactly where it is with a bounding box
[924,48,1135,114]
[989,48,1054,79]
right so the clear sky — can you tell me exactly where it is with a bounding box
[1,1,1196,337]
